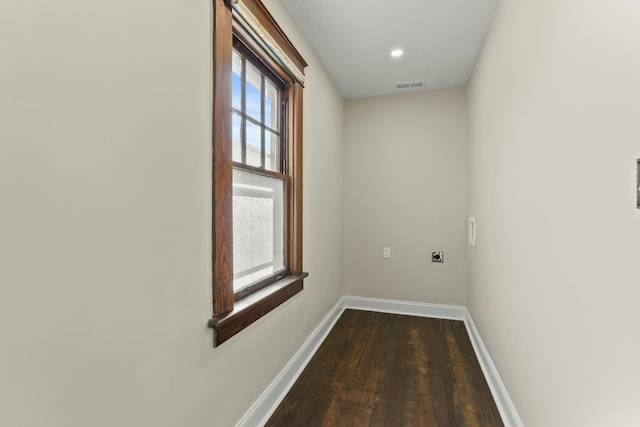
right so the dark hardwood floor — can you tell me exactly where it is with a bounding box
[266,309,503,427]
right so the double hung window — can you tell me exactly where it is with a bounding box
[232,43,286,296]
[209,0,307,346]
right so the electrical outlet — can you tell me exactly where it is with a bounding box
[432,252,444,263]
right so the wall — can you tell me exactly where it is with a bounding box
[343,89,468,305]
[467,0,640,425]
[0,0,344,426]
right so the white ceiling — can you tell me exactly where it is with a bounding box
[280,0,498,100]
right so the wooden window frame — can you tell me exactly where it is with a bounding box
[208,0,308,347]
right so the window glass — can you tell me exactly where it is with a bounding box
[232,50,242,111]
[231,46,282,172]
[245,62,262,123]
[266,130,280,172]
[232,168,285,291]
[265,80,279,131]
[232,111,242,163]
[245,120,262,168]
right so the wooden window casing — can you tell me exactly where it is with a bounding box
[209,0,307,347]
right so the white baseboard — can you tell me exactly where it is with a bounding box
[342,295,468,320]
[235,299,346,427]
[464,311,524,427]
[236,295,523,427]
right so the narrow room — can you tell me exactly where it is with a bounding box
[1,0,639,426]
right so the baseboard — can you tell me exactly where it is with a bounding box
[236,295,523,427]
[464,311,524,427]
[342,295,468,320]
[234,298,346,427]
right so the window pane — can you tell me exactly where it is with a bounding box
[265,79,279,131]
[245,120,262,168]
[232,50,242,111]
[245,62,262,122]
[265,130,280,172]
[232,112,242,163]
[233,169,285,291]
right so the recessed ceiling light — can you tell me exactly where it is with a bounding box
[390,49,404,58]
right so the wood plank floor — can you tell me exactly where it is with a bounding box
[266,309,503,427]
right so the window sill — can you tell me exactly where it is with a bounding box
[208,273,308,347]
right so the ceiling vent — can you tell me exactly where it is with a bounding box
[395,80,425,90]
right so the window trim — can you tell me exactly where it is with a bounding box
[209,0,307,347]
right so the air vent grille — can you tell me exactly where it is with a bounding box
[395,80,425,90]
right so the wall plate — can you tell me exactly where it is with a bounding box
[468,217,477,247]
[636,159,639,209]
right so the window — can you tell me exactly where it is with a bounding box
[231,45,283,172]
[208,0,307,346]
[232,44,286,295]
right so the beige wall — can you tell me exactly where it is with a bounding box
[0,0,344,426]
[7,0,640,425]
[343,89,468,305]
[467,0,640,425]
